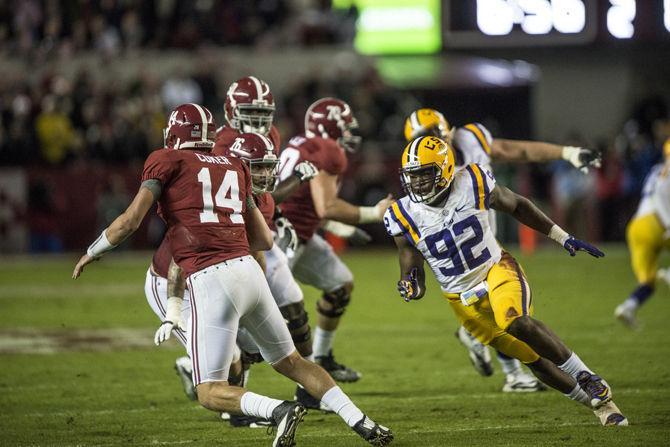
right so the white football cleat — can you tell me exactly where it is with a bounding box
[593,401,629,426]
[455,326,493,376]
[614,302,639,330]
[174,356,197,401]
[502,370,547,393]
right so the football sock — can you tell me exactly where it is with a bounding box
[565,383,591,408]
[558,352,594,379]
[242,369,250,388]
[320,386,364,427]
[240,392,283,420]
[625,284,654,307]
[313,327,335,358]
[496,351,521,375]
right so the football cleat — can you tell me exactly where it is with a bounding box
[270,401,307,447]
[593,401,629,426]
[502,370,547,393]
[295,386,333,412]
[455,326,494,377]
[316,351,362,383]
[229,414,275,428]
[352,415,394,446]
[577,371,612,408]
[174,356,197,401]
[614,302,639,329]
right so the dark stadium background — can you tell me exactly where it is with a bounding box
[0,0,667,254]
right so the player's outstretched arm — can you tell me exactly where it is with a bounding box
[72,183,158,279]
[394,235,426,302]
[489,184,604,258]
[492,139,601,172]
[311,171,393,225]
[244,196,273,252]
[272,160,318,204]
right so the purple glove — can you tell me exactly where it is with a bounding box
[564,237,605,258]
[397,268,422,302]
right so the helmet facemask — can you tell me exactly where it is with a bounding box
[249,156,279,194]
[234,104,275,135]
[338,118,362,153]
[401,164,451,204]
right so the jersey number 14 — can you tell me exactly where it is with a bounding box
[197,167,243,224]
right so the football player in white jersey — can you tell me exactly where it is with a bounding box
[614,138,670,328]
[404,108,601,392]
[385,136,627,426]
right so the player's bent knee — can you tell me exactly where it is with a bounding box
[271,349,302,375]
[280,302,312,344]
[317,283,352,318]
[506,315,536,339]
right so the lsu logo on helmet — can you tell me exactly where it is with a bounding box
[400,136,456,204]
[404,108,452,142]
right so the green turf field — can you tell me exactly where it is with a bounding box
[1,246,669,446]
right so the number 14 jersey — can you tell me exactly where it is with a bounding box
[383,163,502,294]
[142,148,253,276]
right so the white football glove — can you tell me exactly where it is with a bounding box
[274,216,299,258]
[293,161,319,183]
[154,296,186,346]
[562,146,602,174]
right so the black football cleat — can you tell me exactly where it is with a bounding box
[229,414,274,428]
[270,401,307,447]
[352,415,394,446]
[316,350,361,383]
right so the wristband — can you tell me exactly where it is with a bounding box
[323,220,357,238]
[548,225,570,245]
[86,229,117,258]
[358,206,380,224]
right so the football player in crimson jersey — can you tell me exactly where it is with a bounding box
[277,98,395,383]
[73,103,394,446]
[404,108,602,393]
[160,131,325,416]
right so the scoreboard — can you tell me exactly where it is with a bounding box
[445,0,670,47]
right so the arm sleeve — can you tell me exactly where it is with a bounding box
[455,123,494,164]
[383,205,406,237]
[464,163,496,210]
[141,150,175,186]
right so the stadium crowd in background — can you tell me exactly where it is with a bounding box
[0,0,669,251]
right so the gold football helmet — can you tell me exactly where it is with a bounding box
[664,137,670,160]
[400,136,456,204]
[404,108,452,143]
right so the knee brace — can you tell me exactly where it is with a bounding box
[316,285,351,318]
[280,302,312,344]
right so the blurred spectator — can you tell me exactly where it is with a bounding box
[35,95,80,164]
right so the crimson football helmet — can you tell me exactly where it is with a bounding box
[163,103,216,150]
[225,132,279,193]
[304,97,361,152]
[224,76,275,135]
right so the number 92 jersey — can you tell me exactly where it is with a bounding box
[384,163,502,294]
